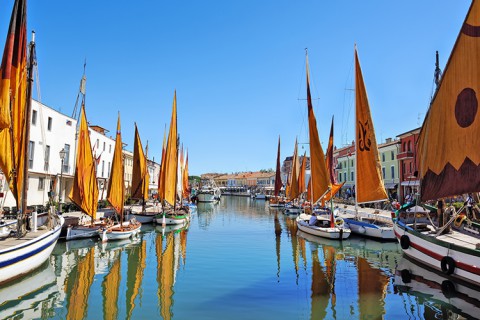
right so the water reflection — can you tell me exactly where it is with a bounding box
[394,257,480,319]
[297,229,399,319]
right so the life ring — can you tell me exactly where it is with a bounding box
[441,280,456,298]
[335,217,344,228]
[400,235,410,250]
[400,269,412,284]
[441,256,456,275]
[454,215,466,228]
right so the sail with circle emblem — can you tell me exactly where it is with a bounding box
[418,0,480,201]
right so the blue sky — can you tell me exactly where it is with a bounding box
[0,1,472,175]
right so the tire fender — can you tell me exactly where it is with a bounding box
[400,235,410,250]
[441,256,456,275]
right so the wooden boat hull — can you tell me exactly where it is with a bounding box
[155,213,190,225]
[101,222,142,241]
[0,215,64,284]
[296,216,351,240]
[344,218,395,240]
[394,221,480,286]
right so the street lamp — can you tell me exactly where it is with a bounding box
[59,148,66,213]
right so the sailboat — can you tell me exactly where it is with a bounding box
[394,0,480,286]
[269,136,286,208]
[101,114,141,241]
[65,103,110,240]
[0,0,63,284]
[336,48,396,240]
[296,52,351,240]
[129,123,157,223]
[285,138,304,214]
[155,91,190,225]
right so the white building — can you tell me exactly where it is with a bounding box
[88,125,115,201]
[0,99,77,210]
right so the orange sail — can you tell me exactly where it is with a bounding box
[68,104,99,220]
[182,151,190,199]
[107,113,125,216]
[274,136,282,197]
[418,0,480,201]
[325,116,336,184]
[0,0,28,204]
[131,123,149,201]
[288,139,300,200]
[354,48,388,204]
[161,92,178,206]
[306,55,330,203]
[298,152,307,195]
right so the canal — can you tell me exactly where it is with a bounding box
[1,196,479,319]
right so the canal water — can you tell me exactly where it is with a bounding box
[1,196,479,319]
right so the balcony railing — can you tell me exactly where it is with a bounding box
[397,151,414,160]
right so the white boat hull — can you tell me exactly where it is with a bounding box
[101,222,142,241]
[128,212,156,224]
[197,193,217,202]
[0,215,64,284]
[296,215,351,240]
[155,213,190,225]
[394,221,480,286]
[65,224,102,241]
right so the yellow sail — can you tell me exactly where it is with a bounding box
[306,55,330,203]
[107,113,125,216]
[158,124,167,199]
[418,0,480,201]
[162,92,178,206]
[103,254,121,320]
[288,139,300,200]
[0,0,28,204]
[66,246,95,320]
[325,116,336,184]
[131,123,149,201]
[68,104,99,220]
[354,48,388,204]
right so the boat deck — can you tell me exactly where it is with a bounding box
[437,231,480,251]
[0,226,52,249]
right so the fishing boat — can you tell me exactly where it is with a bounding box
[128,124,158,223]
[284,139,304,215]
[101,114,141,241]
[336,48,395,241]
[394,0,480,287]
[269,136,286,208]
[196,179,221,203]
[295,52,350,240]
[155,91,190,226]
[0,0,63,284]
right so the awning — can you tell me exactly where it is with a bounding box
[384,183,398,189]
[341,183,354,189]
[400,180,420,186]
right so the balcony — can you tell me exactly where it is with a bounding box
[397,151,414,160]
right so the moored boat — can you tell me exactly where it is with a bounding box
[0,0,63,284]
[395,0,480,287]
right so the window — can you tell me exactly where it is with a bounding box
[409,162,413,173]
[350,171,354,181]
[403,142,406,152]
[402,162,406,175]
[44,145,50,171]
[338,173,342,182]
[103,142,106,151]
[407,141,411,152]
[38,177,44,190]
[102,160,105,177]
[382,167,386,179]
[343,172,346,182]
[109,144,112,153]
[63,144,70,173]
[391,166,395,179]
[96,139,99,148]
[382,153,385,162]
[32,110,37,125]
[351,160,354,167]
[47,117,52,131]
[108,162,111,176]
[391,151,394,160]
[28,141,35,169]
